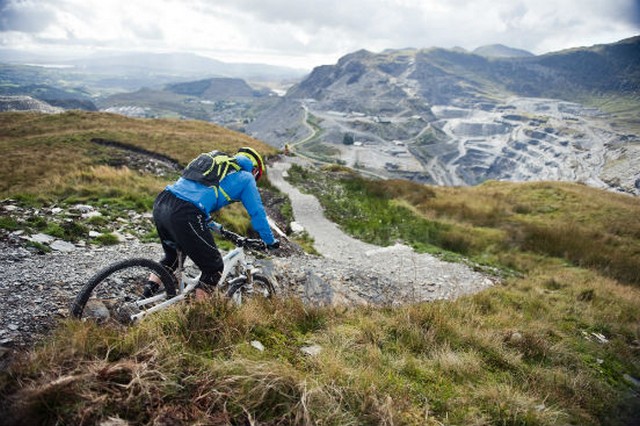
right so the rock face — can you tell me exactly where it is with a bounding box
[247,37,640,196]
[0,95,63,113]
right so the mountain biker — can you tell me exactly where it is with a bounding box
[145,146,279,299]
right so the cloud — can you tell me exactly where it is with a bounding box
[0,0,637,69]
[0,0,59,32]
[207,0,639,56]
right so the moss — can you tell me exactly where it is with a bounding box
[94,233,120,246]
[0,216,19,231]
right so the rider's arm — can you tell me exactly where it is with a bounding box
[235,173,277,245]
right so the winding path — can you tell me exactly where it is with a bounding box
[269,157,496,303]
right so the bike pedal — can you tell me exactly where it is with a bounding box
[142,281,160,298]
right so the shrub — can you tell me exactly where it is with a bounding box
[94,233,120,246]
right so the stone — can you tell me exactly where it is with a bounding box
[290,221,305,234]
[28,233,56,244]
[509,331,523,343]
[301,345,322,356]
[50,240,76,252]
[72,204,94,213]
[251,340,265,352]
[303,272,334,305]
[82,211,102,219]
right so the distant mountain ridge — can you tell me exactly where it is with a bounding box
[285,36,640,106]
[0,50,307,82]
[0,50,306,109]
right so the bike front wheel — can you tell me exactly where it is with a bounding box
[226,273,275,305]
[70,258,176,323]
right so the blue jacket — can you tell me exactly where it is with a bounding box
[166,155,276,244]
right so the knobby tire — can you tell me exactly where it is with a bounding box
[70,258,176,321]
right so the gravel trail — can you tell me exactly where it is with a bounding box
[268,157,496,304]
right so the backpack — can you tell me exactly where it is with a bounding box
[181,150,241,187]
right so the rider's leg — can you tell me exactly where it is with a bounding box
[152,191,224,298]
[175,213,224,299]
[145,190,186,294]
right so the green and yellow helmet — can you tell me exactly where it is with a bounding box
[236,146,265,181]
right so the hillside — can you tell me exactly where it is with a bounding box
[0,111,276,197]
[165,77,266,98]
[0,112,639,425]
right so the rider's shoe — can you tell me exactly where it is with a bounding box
[142,281,160,298]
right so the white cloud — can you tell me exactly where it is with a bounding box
[0,0,637,69]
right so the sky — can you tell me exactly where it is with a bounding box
[0,0,638,71]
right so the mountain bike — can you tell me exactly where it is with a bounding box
[69,221,275,324]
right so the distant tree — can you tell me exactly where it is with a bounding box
[342,133,355,145]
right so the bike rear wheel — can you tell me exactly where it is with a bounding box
[70,258,176,323]
[226,273,275,305]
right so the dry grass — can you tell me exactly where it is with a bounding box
[0,111,276,198]
[2,262,639,425]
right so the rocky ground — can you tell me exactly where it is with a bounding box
[0,157,499,365]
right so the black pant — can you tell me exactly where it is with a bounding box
[152,190,223,288]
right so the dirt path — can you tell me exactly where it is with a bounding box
[269,158,379,259]
[269,157,497,303]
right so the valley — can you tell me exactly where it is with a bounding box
[289,96,638,195]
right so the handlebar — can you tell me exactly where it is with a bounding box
[208,220,267,251]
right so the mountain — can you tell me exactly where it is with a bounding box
[285,36,640,106]
[247,36,640,195]
[2,39,639,194]
[0,50,303,122]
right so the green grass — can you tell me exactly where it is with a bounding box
[93,232,120,246]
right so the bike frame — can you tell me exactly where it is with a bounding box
[129,225,262,322]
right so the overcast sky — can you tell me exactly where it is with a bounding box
[0,0,638,70]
